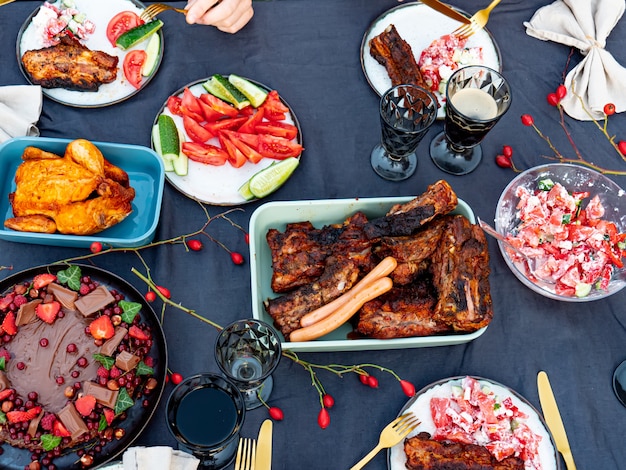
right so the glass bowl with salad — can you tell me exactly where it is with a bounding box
[494,163,626,301]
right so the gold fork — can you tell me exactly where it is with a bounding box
[0,0,17,6]
[452,0,502,40]
[349,412,420,470]
[234,437,256,470]
[140,3,187,22]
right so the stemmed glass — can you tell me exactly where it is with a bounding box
[214,319,282,410]
[370,84,437,181]
[614,359,626,407]
[430,65,512,175]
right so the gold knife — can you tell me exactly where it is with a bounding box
[256,419,273,470]
[420,0,471,24]
[0,0,17,6]
[537,371,577,470]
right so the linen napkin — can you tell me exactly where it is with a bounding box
[122,446,200,470]
[524,0,626,120]
[0,85,43,143]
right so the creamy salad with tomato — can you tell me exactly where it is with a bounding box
[505,179,625,297]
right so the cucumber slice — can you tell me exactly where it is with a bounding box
[228,74,268,108]
[142,33,161,77]
[116,19,163,50]
[152,124,174,172]
[203,74,251,109]
[237,180,256,201]
[172,152,188,177]
[248,158,299,198]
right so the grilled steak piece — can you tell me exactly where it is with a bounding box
[404,432,525,470]
[369,24,430,92]
[363,180,457,240]
[21,35,118,92]
[265,256,361,338]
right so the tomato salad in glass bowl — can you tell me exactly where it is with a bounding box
[494,163,626,301]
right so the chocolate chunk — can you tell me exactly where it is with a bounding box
[47,282,78,310]
[115,350,140,372]
[28,409,45,438]
[100,326,128,356]
[16,299,42,326]
[82,381,119,409]
[58,403,89,441]
[74,285,115,317]
[0,371,10,391]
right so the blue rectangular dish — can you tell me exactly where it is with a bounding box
[0,137,164,248]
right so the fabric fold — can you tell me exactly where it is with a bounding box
[122,446,199,470]
[0,85,43,143]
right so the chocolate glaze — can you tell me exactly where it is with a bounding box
[5,308,101,413]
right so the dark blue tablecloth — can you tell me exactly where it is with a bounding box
[1,0,626,468]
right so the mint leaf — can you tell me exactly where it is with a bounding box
[93,353,115,370]
[136,361,154,376]
[0,356,5,371]
[119,300,141,324]
[56,265,82,291]
[98,414,108,432]
[40,434,62,451]
[114,387,134,415]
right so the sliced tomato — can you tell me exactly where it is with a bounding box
[218,134,247,168]
[238,108,265,134]
[225,131,259,148]
[199,93,238,118]
[107,11,142,47]
[180,88,204,123]
[183,115,213,144]
[167,96,183,116]
[257,134,303,159]
[182,142,228,166]
[238,105,255,116]
[123,50,146,89]
[203,116,248,135]
[255,121,298,140]
[260,90,290,121]
[223,131,263,163]
[198,100,224,122]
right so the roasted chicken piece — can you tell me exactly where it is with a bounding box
[5,139,135,236]
[21,35,118,92]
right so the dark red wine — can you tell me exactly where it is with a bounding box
[175,386,238,446]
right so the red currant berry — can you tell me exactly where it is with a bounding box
[496,155,513,168]
[230,252,244,265]
[187,239,203,251]
[546,92,559,107]
[604,103,616,116]
[90,242,102,254]
[555,84,567,100]
[66,343,77,353]
[502,145,513,158]
[39,338,49,347]
[145,291,157,302]
[521,114,534,126]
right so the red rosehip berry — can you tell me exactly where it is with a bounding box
[156,285,171,299]
[400,379,416,397]
[619,141,626,155]
[555,84,567,100]
[244,233,250,244]
[359,374,370,386]
[90,241,102,254]
[269,406,284,421]
[317,408,330,429]
[521,114,534,126]
[495,154,513,168]
[170,372,183,385]
[604,103,616,116]
[145,291,157,302]
[187,239,203,251]
[502,145,513,158]
[322,394,335,409]
[367,375,379,388]
[546,92,559,107]
[230,252,244,265]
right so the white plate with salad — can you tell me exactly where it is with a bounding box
[360,2,501,119]
[151,75,303,206]
[388,376,559,470]
[17,0,164,107]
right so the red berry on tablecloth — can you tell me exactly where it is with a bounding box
[322,394,335,409]
[230,252,244,265]
[359,374,369,386]
[496,155,513,168]
[521,114,534,126]
[317,408,330,429]
[400,379,416,397]
[604,103,616,116]
[502,145,513,158]
[269,406,284,421]
[170,372,183,385]
[156,285,171,299]
[367,375,379,388]
[556,84,567,100]
[90,241,102,253]
[619,141,626,155]
[187,239,203,251]
[546,92,559,106]
[145,291,157,302]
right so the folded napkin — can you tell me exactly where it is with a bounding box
[0,85,43,143]
[123,446,200,470]
[524,0,626,120]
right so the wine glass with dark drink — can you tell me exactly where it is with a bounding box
[430,65,512,175]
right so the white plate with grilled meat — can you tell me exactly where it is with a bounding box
[360,2,501,118]
[249,193,489,353]
[388,376,560,470]
[17,0,163,108]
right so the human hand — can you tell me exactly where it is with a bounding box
[185,0,253,33]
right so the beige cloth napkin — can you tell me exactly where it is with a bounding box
[123,446,200,470]
[0,85,43,143]
[524,0,626,120]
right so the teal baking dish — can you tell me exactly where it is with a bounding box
[0,137,164,248]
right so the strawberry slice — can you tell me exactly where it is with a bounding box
[0,293,14,311]
[74,395,96,417]
[53,419,72,437]
[89,315,115,340]
[128,325,150,341]
[0,388,14,401]
[7,406,42,423]
[36,301,61,324]
[33,273,57,289]
[1,311,17,335]
[103,407,115,425]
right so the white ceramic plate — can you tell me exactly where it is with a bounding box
[249,196,488,352]
[361,2,501,118]
[17,0,163,107]
[152,76,302,206]
[388,376,560,470]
